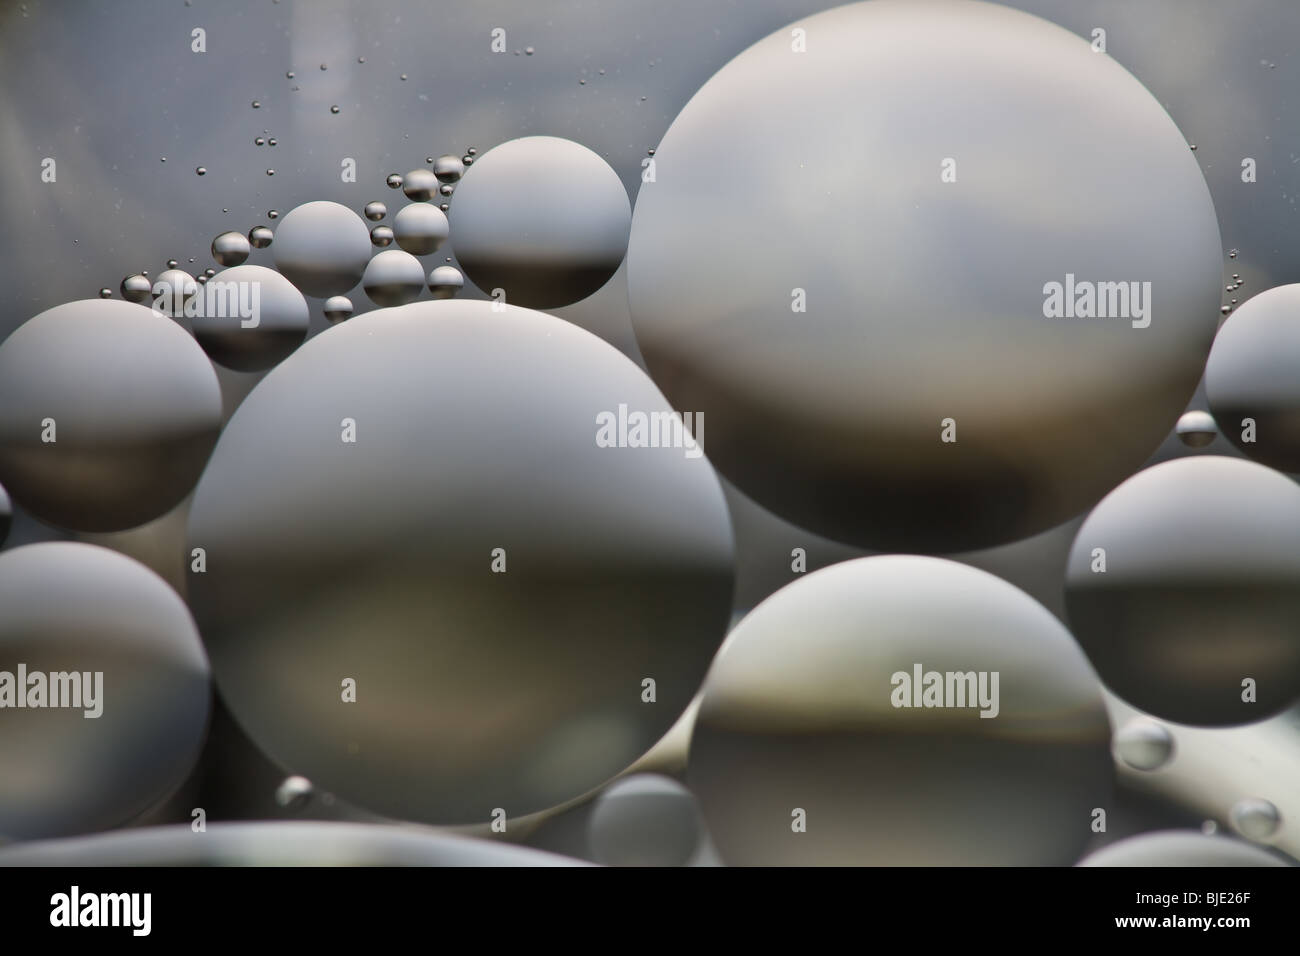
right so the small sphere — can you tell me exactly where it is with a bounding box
[248,225,274,249]
[386,173,403,189]
[1175,410,1218,448]
[427,265,464,299]
[432,154,465,184]
[370,225,394,247]
[322,296,354,323]
[401,168,438,202]
[120,273,152,303]
[211,230,251,267]
[364,201,387,221]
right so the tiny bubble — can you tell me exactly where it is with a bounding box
[267,209,279,219]
[255,137,265,146]
[320,63,328,70]
[166,259,178,269]
[439,203,449,211]
[331,105,340,114]
[99,288,112,298]
[400,73,408,81]
[525,46,534,55]
[266,168,275,176]
[269,138,278,146]
[196,166,207,175]
[358,56,366,63]
[252,100,261,109]
[286,70,295,79]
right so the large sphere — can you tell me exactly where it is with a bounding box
[689,556,1113,865]
[189,264,310,372]
[1066,456,1300,726]
[1206,284,1300,472]
[450,136,631,308]
[0,298,222,532]
[1079,831,1288,867]
[271,200,372,297]
[627,0,1222,552]
[186,300,734,824]
[0,543,211,840]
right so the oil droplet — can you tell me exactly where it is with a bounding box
[1175,410,1217,447]
[266,169,275,176]
[268,138,278,146]
[386,173,404,189]
[195,166,207,176]
[323,296,353,323]
[120,274,152,303]
[364,201,387,221]
[439,183,454,196]
[255,137,265,145]
[275,775,314,809]
[1114,717,1173,771]
[252,100,261,109]
[166,259,179,269]
[370,225,395,247]
[248,225,274,249]
[286,70,295,79]
[433,155,464,184]
[1230,798,1281,842]
[331,105,340,114]
[268,209,279,220]
[98,288,112,299]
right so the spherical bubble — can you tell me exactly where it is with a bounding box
[386,173,403,189]
[1114,717,1174,771]
[248,225,274,249]
[275,775,314,810]
[401,168,438,202]
[689,555,1112,866]
[364,201,387,221]
[1206,284,1300,472]
[362,249,425,307]
[1078,831,1288,866]
[0,482,10,548]
[271,200,371,297]
[451,135,631,308]
[1066,456,1300,725]
[0,822,583,865]
[189,264,310,372]
[370,225,394,247]
[427,264,464,299]
[0,542,210,840]
[0,299,222,532]
[1231,798,1281,842]
[392,202,449,256]
[322,295,353,323]
[267,209,279,220]
[150,268,198,318]
[626,0,1222,553]
[1175,409,1218,448]
[98,288,112,298]
[588,774,703,867]
[186,300,733,823]
[432,154,464,184]
[120,273,151,303]
[211,230,251,267]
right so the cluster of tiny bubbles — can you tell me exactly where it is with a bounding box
[248,226,274,249]
[195,166,206,176]
[370,225,394,247]
[386,173,403,189]
[268,209,279,220]
[322,296,353,323]
[402,168,438,201]
[1230,798,1281,842]
[364,201,387,221]
[1175,410,1218,447]
[120,274,152,303]
[211,231,251,267]
[427,264,464,299]
[1113,716,1174,771]
[275,775,314,810]
[362,249,426,307]
[331,105,340,114]
[98,288,112,298]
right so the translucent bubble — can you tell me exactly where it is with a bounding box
[363,201,387,221]
[452,136,630,308]
[427,264,464,299]
[392,202,449,256]
[275,775,314,809]
[1114,717,1174,770]
[120,273,152,303]
[0,543,211,840]
[322,295,353,323]
[362,249,426,307]
[626,0,1221,553]
[191,264,310,372]
[386,173,403,189]
[271,201,372,297]
[370,224,394,247]
[1220,305,1232,315]
[1202,819,1219,835]
[1066,457,1300,725]
[433,154,465,183]
[150,268,198,319]
[1175,410,1218,447]
[1206,283,1300,472]
[248,225,274,249]
[401,168,438,201]
[689,556,1111,865]
[195,166,206,175]
[211,230,251,267]
[588,774,703,867]
[1079,831,1287,866]
[1230,798,1281,842]
[186,301,732,823]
